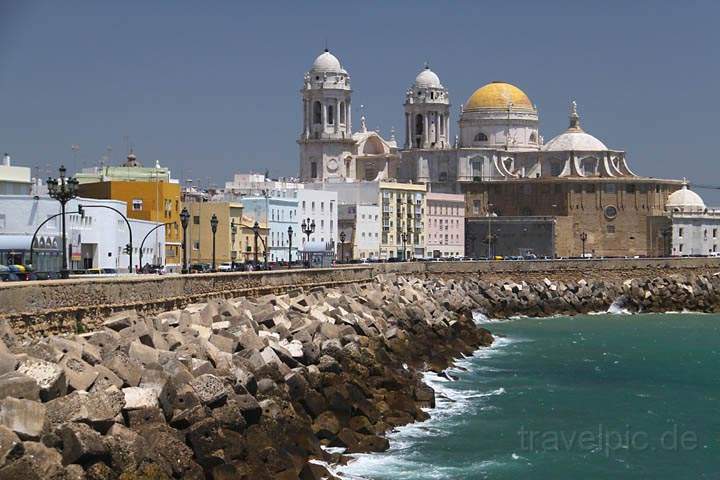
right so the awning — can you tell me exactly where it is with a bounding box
[0,235,33,251]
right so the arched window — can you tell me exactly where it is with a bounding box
[340,102,346,124]
[415,114,424,135]
[474,132,488,142]
[328,105,334,125]
[439,114,444,135]
[550,159,564,176]
[313,102,322,124]
[580,157,598,176]
[503,158,513,171]
[529,132,537,143]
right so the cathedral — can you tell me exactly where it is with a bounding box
[298,49,683,257]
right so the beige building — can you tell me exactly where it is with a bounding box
[186,202,243,266]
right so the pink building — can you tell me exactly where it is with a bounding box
[425,192,465,258]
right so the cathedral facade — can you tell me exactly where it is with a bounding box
[298,49,683,257]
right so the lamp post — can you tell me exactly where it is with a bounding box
[339,231,346,263]
[287,226,293,268]
[580,231,588,258]
[252,221,260,265]
[210,213,218,272]
[180,207,190,274]
[46,165,79,279]
[230,220,238,269]
[301,218,315,268]
[486,203,494,259]
[400,231,407,261]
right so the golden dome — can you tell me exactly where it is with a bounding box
[464,81,534,111]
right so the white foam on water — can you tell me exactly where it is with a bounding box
[341,336,515,479]
[607,297,632,315]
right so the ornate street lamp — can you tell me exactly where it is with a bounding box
[180,207,190,273]
[47,165,79,279]
[400,231,408,261]
[301,218,315,242]
[339,231,346,263]
[287,225,294,269]
[210,213,218,272]
[580,231,588,258]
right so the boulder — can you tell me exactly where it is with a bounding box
[122,387,159,410]
[0,425,22,468]
[59,356,98,392]
[0,372,40,401]
[0,441,63,479]
[0,398,46,440]
[189,374,227,406]
[60,422,107,465]
[16,358,66,401]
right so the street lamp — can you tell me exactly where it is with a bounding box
[301,218,315,242]
[339,231,346,263]
[180,207,190,273]
[287,226,294,268]
[252,221,259,265]
[210,213,218,272]
[400,231,407,261]
[230,220,238,269]
[580,231,588,258]
[486,203,494,259]
[47,165,79,279]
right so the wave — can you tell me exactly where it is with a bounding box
[340,338,514,479]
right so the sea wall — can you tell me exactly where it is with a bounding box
[1,257,720,335]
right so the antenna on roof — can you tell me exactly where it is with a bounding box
[324,37,328,52]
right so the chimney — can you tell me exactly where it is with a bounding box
[2,153,9,166]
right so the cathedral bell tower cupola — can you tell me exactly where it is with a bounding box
[403,63,451,150]
[300,49,352,142]
[298,49,354,182]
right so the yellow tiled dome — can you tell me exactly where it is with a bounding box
[464,81,533,111]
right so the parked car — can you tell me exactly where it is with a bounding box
[218,262,233,272]
[189,263,211,273]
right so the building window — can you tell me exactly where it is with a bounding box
[193,215,200,225]
[340,102,346,123]
[529,132,537,143]
[0,214,5,230]
[474,132,488,142]
[713,229,717,238]
[679,243,684,253]
[321,202,324,212]
[473,200,481,215]
[313,101,322,124]
[310,162,317,179]
[607,225,616,233]
[327,105,334,125]
[679,227,684,238]
[193,241,200,250]
[132,199,143,211]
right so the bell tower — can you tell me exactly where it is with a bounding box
[298,49,354,181]
[403,64,451,150]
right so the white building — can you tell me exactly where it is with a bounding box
[426,192,465,258]
[338,203,380,260]
[665,183,720,256]
[0,194,163,272]
[297,189,338,250]
[0,154,33,195]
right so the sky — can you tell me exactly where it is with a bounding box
[1,1,720,199]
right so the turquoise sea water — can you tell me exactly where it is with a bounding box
[337,313,720,479]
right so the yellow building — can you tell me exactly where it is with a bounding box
[186,202,242,266]
[237,215,269,264]
[76,154,183,270]
[379,181,427,259]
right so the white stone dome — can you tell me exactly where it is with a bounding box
[542,130,608,152]
[311,49,342,72]
[414,66,442,88]
[666,183,706,211]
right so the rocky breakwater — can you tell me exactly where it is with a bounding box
[462,272,720,318]
[0,274,492,479]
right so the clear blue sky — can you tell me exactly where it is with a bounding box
[2,1,719,198]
